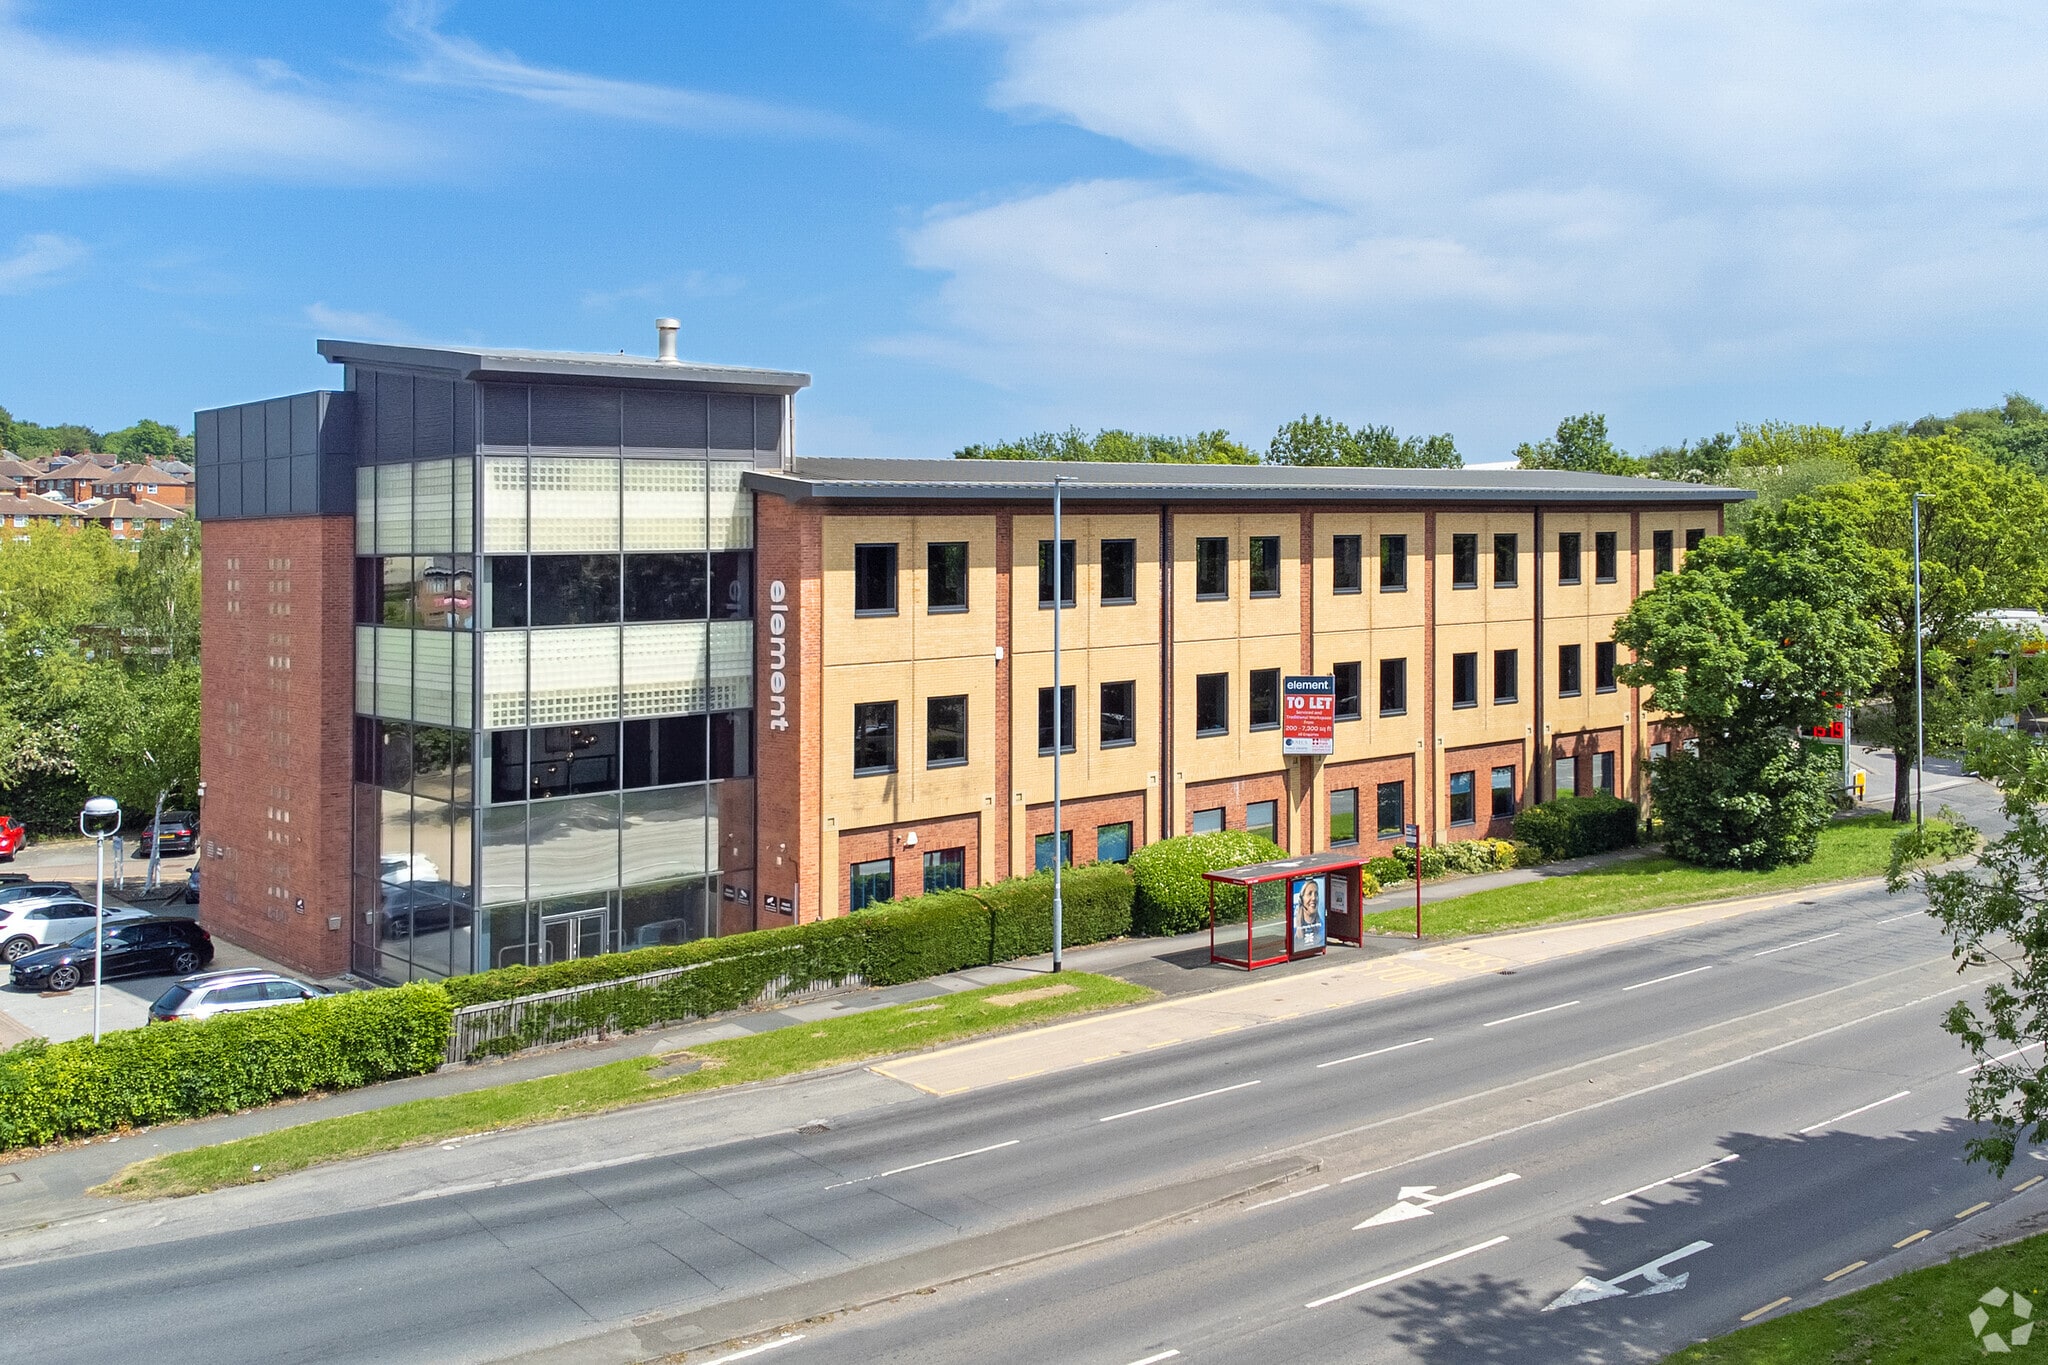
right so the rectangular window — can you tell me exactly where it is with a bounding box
[1451,533,1479,589]
[927,694,968,767]
[1594,530,1618,583]
[1038,538,1077,608]
[1449,770,1476,826]
[1332,535,1362,593]
[1195,672,1229,735]
[1379,657,1407,716]
[922,847,966,893]
[1096,821,1134,864]
[1101,539,1137,604]
[1038,685,1077,754]
[1334,661,1362,721]
[1249,668,1281,729]
[1650,741,1670,762]
[1686,528,1706,552]
[1557,532,1582,585]
[853,701,896,775]
[1376,782,1405,838]
[928,542,968,612]
[1246,799,1278,844]
[854,543,898,615]
[1595,750,1616,794]
[625,552,707,622]
[1035,831,1073,871]
[1329,787,1359,846]
[1595,641,1618,693]
[1380,534,1407,591]
[1248,535,1282,597]
[1491,765,1516,818]
[1100,680,1137,747]
[1653,529,1674,575]
[709,551,752,620]
[530,554,620,627]
[1493,649,1519,704]
[1558,644,1583,697]
[1451,652,1479,708]
[1554,755,1577,798]
[1493,533,1518,587]
[849,859,894,911]
[1191,807,1224,834]
[1195,537,1229,598]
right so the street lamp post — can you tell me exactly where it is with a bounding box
[1912,492,1925,829]
[79,796,120,1043]
[1050,475,1072,973]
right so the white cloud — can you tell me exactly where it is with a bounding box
[0,234,86,292]
[580,270,746,312]
[304,302,420,343]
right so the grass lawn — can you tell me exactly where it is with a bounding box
[98,972,1152,1200]
[1662,1227,2048,1362]
[1360,815,1935,939]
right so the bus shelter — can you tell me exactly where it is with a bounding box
[1205,851,1369,970]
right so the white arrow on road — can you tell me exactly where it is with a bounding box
[1356,1172,1521,1228]
[1543,1241,1714,1310]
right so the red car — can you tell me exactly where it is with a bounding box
[0,817,23,861]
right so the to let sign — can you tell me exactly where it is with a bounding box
[1282,675,1336,755]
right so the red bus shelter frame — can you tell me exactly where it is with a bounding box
[1204,851,1369,970]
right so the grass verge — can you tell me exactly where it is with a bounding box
[97,972,1152,1200]
[1361,815,1938,939]
[1662,1226,2048,1362]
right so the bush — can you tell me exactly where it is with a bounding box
[1355,870,1384,899]
[1438,841,1495,875]
[1366,855,1408,885]
[1129,831,1285,935]
[1509,839,1544,868]
[1651,736,1835,869]
[1512,794,1641,863]
[0,983,452,1152]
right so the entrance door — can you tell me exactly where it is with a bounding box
[539,909,607,964]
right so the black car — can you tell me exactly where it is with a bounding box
[138,811,200,856]
[184,863,200,904]
[9,919,214,992]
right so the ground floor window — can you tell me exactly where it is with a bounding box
[1330,788,1358,845]
[1096,822,1133,864]
[1191,806,1224,834]
[922,846,966,893]
[1491,766,1516,818]
[1650,741,1670,762]
[1376,782,1404,838]
[1035,830,1073,871]
[1246,799,1278,844]
[850,858,894,910]
[1554,755,1577,799]
[1448,770,1475,826]
[1594,750,1616,794]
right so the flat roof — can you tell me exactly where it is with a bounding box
[316,340,811,395]
[746,457,1752,505]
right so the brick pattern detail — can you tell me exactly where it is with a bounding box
[1320,754,1418,856]
[753,494,821,922]
[1183,772,1291,842]
[1551,725,1626,796]
[1025,790,1146,865]
[1443,738,1526,839]
[837,812,984,904]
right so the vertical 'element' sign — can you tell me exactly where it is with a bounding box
[1282,675,1335,755]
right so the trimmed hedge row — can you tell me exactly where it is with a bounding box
[1128,831,1286,935]
[1511,794,1641,863]
[0,984,451,1151]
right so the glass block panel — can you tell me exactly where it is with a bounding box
[528,457,620,552]
[622,785,710,886]
[355,466,375,555]
[412,459,454,554]
[708,621,753,712]
[452,457,474,553]
[373,462,412,556]
[527,793,621,900]
[623,459,707,552]
[373,626,412,721]
[709,461,750,550]
[452,635,473,730]
[622,621,707,718]
[481,629,528,729]
[479,805,526,908]
[481,457,527,554]
[412,631,456,727]
[355,625,376,714]
[528,625,621,724]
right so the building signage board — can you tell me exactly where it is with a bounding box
[1282,675,1335,755]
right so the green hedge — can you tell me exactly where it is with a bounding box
[0,983,451,1151]
[1511,794,1641,863]
[1128,831,1286,935]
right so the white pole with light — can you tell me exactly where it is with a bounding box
[1051,475,1072,973]
[1912,492,1925,829]
[79,796,121,1043]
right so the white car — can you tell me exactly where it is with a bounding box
[0,899,143,963]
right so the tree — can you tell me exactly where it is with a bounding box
[1615,502,1890,867]
[67,660,201,811]
[1266,415,1461,468]
[955,427,1254,463]
[1512,413,1638,475]
[111,518,202,662]
[1642,432,1734,484]
[103,418,193,463]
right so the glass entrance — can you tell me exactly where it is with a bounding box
[539,908,607,963]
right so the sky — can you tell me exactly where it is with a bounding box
[3,0,2046,463]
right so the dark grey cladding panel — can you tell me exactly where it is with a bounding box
[241,459,266,516]
[481,383,528,447]
[266,456,294,515]
[240,404,265,464]
[217,461,241,517]
[708,393,753,455]
[195,408,220,461]
[355,368,379,460]
[217,405,242,463]
[290,393,321,456]
[192,391,355,520]
[265,399,292,458]
[374,370,414,461]
[531,386,620,448]
[753,396,780,453]
[414,376,456,457]
[290,454,318,513]
[195,462,218,519]
[625,388,708,449]
[453,381,476,453]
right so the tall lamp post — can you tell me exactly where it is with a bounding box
[79,796,120,1043]
[1050,475,1072,973]
[1912,492,1925,829]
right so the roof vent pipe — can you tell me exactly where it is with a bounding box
[655,318,680,364]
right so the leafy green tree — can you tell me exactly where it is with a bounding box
[1266,415,1461,468]
[1512,413,1638,475]
[1642,432,1734,483]
[67,660,201,811]
[103,419,193,463]
[955,426,1253,463]
[112,518,202,662]
[1615,502,1890,866]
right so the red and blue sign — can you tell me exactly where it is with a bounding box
[1283,675,1335,755]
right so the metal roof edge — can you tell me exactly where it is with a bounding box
[316,340,811,393]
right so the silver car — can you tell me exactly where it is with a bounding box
[0,898,141,963]
[147,969,334,1023]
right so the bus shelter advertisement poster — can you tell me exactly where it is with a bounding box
[1292,874,1326,951]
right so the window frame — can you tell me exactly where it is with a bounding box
[1558,643,1583,698]
[852,701,898,776]
[1448,769,1476,826]
[1332,534,1362,593]
[1248,668,1281,730]
[1096,821,1134,864]
[1379,534,1408,592]
[853,543,899,616]
[922,846,967,893]
[1100,538,1138,605]
[1493,532,1519,587]
[1490,765,1516,818]
[1375,781,1405,839]
[1245,799,1279,844]
[1685,528,1706,552]
[1594,530,1618,583]
[1595,641,1618,693]
[1594,749,1617,794]
[1334,661,1362,721]
[1194,537,1229,600]
[925,694,968,768]
[1450,533,1479,589]
[1037,538,1077,609]
[1451,651,1479,709]
[849,858,894,912]
[927,541,969,613]
[1493,648,1519,704]
[1191,807,1225,835]
[1033,830,1073,872]
[1557,531,1583,586]
[1248,535,1283,598]
[1099,679,1137,747]
[1653,529,1674,575]
[1194,672,1230,736]
[1379,657,1408,717]
[1329,787,1359,846]
[1037,684,1077,755]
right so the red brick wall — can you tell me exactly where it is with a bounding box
[199,516,355,977]
[836,811,984,903]
[753,494,821,922]
[1184,772,1291,842]
[1321,753,1418,857]
[1443,739,1525,839]
[1024,790,1146,865]
[1551,725,1625,797]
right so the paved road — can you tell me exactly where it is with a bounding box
[0,866,2026,1365]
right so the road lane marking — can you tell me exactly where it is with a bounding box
[1358,1172,1521,1227]
[1894,1229,1932,1247]
[1123,1353,1180,1365]
[821,1140,1021,1190]
[1100,1080,1261,1123]
[1316,1037,1434,1069]
[1247,1183,1329,1211]
[1740,1297,1792,1322]
[1961,1043,2042,1075]
[1622,965,1715,992]
[1598,1154,1739,1206]
[1798,1090,1911,1134]
[1753,932,1841,957]
[1482,1000,1581,1028]
[1304,1236,1510,1308]
[1823,1261,1867,1282]
[705,1336,805,1363]
[1957,1201,1991,1219]
[2017,1177,2044,1192]
[1877,911,1925,924]
[1544,1240,1712,1309]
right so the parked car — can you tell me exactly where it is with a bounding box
[137,810,200,856]
[9,918,214,992]
[378,878,466,938]
[184,863,200,904]
[379,852,439,884]
[0,881,78,909]
[0,897,141,963]
[147,969,332,1023]
[0,815,23,860]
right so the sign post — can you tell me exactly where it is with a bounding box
[1404,822,1421,940]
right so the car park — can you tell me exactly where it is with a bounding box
[185,864,200,904]
[8,919,214,992]
[0,897,141,962]
[147,969,333,1023]
[137,810,200,856]
[0,815,23,859]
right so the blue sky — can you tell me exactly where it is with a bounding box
[3,1,2045,462]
